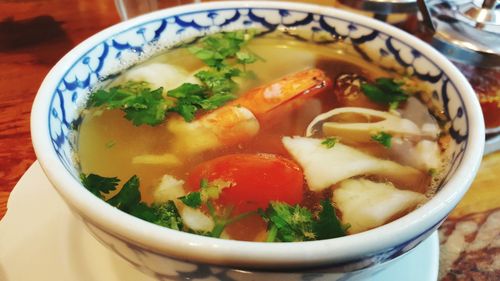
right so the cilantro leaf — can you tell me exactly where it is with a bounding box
[88,30,260,126]
[262,202,315,242]
[80,173,119,199]
[371,132,392,148]
[107,175,141,211]
[195,69,239,95]
[360,78,409,107]
[321,137,338,149]
[87,81,173,126]
[178,192,202,208]
[312,200,348,239]
[122,87,170,126]
[80,174,185,231]
[236,51,258,65]
[128,202,158,222]
[167,83,208,121]
[153,201,183,230]
[189,30,255,69]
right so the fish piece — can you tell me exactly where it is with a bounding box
[333,178,426,234]
[180,207,214,232]
[121,63,195,91]
[153,174,186,204]
[282,136,426,192]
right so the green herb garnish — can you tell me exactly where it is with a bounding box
[312,200,349,240]
[105,140,116,149]
[88,81,173,126]
[178,192,203,208]
[87,30,261,126]
[261,200,348,242]
[177,178,253,238]
[153,201,183,230]
[188,29,258,70]
[371,132,392,148]
[361,78,409,109]
[106,175,141,211]
[80,173,119,199]
[262,202,315,242]
[81,173,183,231]
[321,137,338,149]
[167,30,260,122]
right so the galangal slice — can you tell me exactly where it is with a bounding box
[306,107,439,143]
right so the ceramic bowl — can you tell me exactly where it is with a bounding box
[31,1,485,280]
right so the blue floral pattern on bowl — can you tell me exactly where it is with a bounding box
[45,5,470,280]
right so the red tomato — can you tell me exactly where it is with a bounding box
[187,153,304,213]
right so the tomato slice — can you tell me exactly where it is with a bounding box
[187,153,304,213]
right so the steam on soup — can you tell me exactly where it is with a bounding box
[77,30,448,242]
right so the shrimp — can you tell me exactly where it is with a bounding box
[167,68,331,155]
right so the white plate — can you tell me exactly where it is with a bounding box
[0,162,439,281]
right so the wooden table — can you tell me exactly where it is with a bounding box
[0,0,498,280]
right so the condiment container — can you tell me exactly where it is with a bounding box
[422,0,499,152]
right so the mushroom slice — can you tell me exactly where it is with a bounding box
[282,136,425,192]
[306,107,436,142]
[333,179,426,234]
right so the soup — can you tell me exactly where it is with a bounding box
[77,30,448,242]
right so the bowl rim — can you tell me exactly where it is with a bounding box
[31,0,485,269]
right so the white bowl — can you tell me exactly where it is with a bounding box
[31,1,484,280]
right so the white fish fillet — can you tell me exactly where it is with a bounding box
[333,179,425,233]
[282,136,423,191]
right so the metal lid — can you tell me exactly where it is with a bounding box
[337,0,419,14]
[426,0,500,68]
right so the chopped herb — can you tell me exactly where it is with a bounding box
[107,175,141,211]
[81,173,186,231]
[166,30,261,122]
[371,132,392,148]
[129,202,158,222]
[87,30,261,125]
[261,200,348,242]
[236,51,258,65]
[261,202,315,242]
[153,201,183,230]
[177,178,252,238]
[321,137,338,149]
[167,83,208,122]
[80,173,119,199]
[105,140,116,149]
[195,68,239,96]
[360,78,409,108]
[81,173,349,241]
[312,200,348,239]
[188,30,257,70]
[178,192,202,208]
[88,81,173,126]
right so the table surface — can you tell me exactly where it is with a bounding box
[0,0,498,280]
